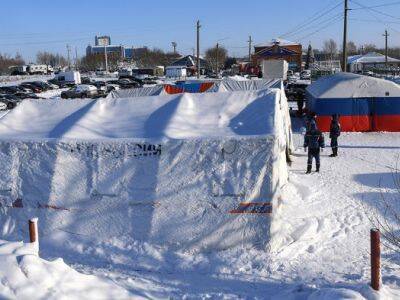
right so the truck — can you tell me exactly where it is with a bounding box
[54,71,81,84]
[262,60,288,80]
[165,66,187,78]
[27,64,53,75]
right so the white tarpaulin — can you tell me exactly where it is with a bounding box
[0,90,289,251]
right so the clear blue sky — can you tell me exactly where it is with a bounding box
[0,0,400,62]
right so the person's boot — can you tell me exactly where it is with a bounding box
[334,148,338,157]
[316,164,320,172]
[306,165,312,174]
[329,150,335,157]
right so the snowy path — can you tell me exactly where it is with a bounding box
[271,129,400,295]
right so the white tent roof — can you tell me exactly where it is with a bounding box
[307,72,400,98]
[0,90,279,140]
[348,52,400,64]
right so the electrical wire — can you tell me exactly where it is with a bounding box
[350,0,400,21]
[280,0,343,38]
[296,15,344,42]
[351,1,400,10]
[350,0,400,34]
[287,12,343,40]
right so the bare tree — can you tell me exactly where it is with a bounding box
[323,39,338,61]
[37,51,67,67]
[205,45,228,73]
[365,166,400,252]
[80,52,118,72]
[359,43,378,55]
[136,48,179,68]
[347,41,358,56]
[0,53,25,75]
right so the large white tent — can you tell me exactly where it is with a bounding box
[0,89,290,251]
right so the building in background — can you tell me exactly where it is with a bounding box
[86,44,125,58]
[95,35,111,46]
[253,39,302,71]
[169,55,210,76]
[347,52,400,73]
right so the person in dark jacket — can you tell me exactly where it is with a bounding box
[329,114,341,157]
[305,112,317,131]
[304,121,325,173]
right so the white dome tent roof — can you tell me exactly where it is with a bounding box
[307,72,400,99]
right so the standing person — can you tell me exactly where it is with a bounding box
[304,121,325,174]
[305,112,317,131]
[329,114,341,157]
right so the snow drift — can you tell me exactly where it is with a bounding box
[0,239,129,299]
[0,89,289,251]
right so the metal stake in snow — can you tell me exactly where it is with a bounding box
[370,228,381,291]
[29,218,39,253]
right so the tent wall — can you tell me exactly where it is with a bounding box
[0,138,278,251]
[307,93,400,132]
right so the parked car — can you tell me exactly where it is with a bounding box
[0,95,20,109]
[30,81,53,91]
[300,70,311,80]
[0,100,8,110]
[106,84,120,92]
[19,83,43,93]
[13,92,40,100]
[117,78,141,89]
[61,85,98,99]
[47,78,69,88]
[81,77,91,84]
[0,86,20,94]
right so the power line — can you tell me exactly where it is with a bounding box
[349,18,400,25]
[280,0,342,38]
[350,0,400,21]
[351,1,400,10]
[350,0,400,34]
[296,15,343,42]
[287,12,343,40]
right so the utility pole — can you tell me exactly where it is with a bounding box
[216,42,219,75]
[104,44,108,73]
[383,30,389,69]
[342,0,349,72]
[196,20,201,79]
[75,47,78,70]
[66,44,71,69]
[248,35,253,63]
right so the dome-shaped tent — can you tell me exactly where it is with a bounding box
[306,72,400,131]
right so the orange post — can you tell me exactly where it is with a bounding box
[370,228,381,291]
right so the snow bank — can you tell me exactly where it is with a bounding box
[307,72,400,98]
[0,89,289,251]
[0,239,128,299]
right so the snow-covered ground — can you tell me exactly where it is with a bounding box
[0,75,53,87]
[0,240,130,299]
[2,121,399,299]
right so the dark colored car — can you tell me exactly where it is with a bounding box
[20,83,43,93]
[0,86,21,94]
[81,77,91,84]
[13,92,40,100]
[0,95,21,109]
[30,81,53,91]
[117,78,141,89]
